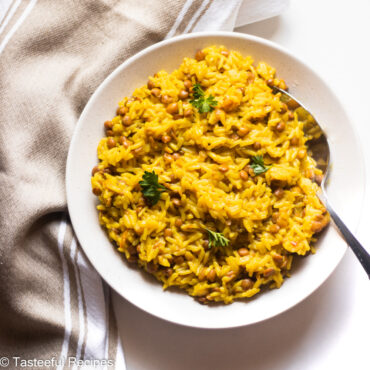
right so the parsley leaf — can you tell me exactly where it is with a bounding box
[192,83,204,99]
[250,155,270,175]
[206,229,229,248]
[190,83,218,113]
[139,171,166,206]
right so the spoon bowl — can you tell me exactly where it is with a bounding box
[273,86,370,278]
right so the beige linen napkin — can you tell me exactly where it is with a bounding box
[0,0,288,369]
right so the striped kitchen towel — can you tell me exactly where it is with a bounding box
[0,0,288,369]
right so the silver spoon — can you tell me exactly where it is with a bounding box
[272,86,370,278]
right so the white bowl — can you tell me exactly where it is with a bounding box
[66,32,365,329]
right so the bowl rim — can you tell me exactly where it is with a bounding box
[66,31,366,329]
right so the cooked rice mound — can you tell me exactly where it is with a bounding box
[91,46,329,304]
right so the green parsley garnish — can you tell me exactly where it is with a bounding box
[192,83,204,99]
[139,171,166,206]
[190,83,218,113]
[206,229,229,248]
[250,155,270,175]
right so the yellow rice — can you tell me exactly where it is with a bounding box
[91,46,329,304]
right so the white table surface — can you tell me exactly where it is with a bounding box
[113,1,370,368]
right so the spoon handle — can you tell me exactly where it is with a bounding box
[319,194,370,278]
